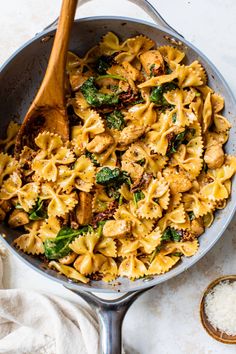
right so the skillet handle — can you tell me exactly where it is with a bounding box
[65,286,152,354]
[42,0,183,38]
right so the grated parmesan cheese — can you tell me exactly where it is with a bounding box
[204,280,236,336]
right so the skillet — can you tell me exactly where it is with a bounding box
[0,1,236,353]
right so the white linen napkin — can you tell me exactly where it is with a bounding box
[0,244,99,354]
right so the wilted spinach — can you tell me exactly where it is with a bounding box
[106,110,125,131]
[81,77,119,107]
[44,225,93,260]
[29,199,47,221]
[161,227,182,242]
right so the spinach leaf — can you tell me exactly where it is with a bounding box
[150,245,162,263]
[161,227,182,242]
[136,158,145,166]
[29,199,47,221]
[44,226,92,260]
[150,82,178,105]
[96,167,131,187]
[168,127,196,156]
[106,110,125,131]
[133,191,145,206]
[188,211,195,221]
[81,77,119,107]
[172,112,177,123]
[95,55,113,74]
[85,150,100,166]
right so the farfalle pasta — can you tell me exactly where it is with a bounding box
[0,32,235,283]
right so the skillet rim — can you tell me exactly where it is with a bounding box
[0,15,236,293]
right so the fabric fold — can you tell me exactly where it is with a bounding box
[0,245,99,354]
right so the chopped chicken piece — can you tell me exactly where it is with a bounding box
[191,218,204,237]
[163,167,192,193]
[140,50,165,76]
[103,220,132,238]
[118,125,145,146]
[8,209,29,228]
[121,161,144,181]
[75,192,92,225]
[86,133,114,154]
[204,144,224,169]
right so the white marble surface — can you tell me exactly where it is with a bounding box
[1,0,236,353]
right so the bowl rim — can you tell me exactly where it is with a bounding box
[200,275,236,344]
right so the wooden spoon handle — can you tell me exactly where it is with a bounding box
[33,0,77,108]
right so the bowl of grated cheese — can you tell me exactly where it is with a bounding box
[200,275,236,344]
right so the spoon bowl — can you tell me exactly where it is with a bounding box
[200,275,236,344]
[14,0,77,156]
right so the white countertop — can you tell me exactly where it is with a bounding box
[1,1,236,353]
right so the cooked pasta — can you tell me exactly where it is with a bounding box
[0,32,235,284]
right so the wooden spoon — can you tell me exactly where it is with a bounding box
[14,0,78,157]
[200,275,236,344]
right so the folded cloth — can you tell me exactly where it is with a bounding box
[0,245,99,354]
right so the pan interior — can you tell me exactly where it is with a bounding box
[0,17,236,293]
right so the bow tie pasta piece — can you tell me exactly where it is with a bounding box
[158,46,185,65]
[92,187,114,213]
[211,93,224,113]
[122,142,167,176]
[147,251,180,275]
[66,48,98,91]
[71,108,105,150]
[0,153,19,186]
[200,165,235,201]
[0,121,20,152]
[32,132,75,182]
[190,96,204,122]
[38,216,61,241]
[118,226,162,256]
[13,221,44,255]
[174,64,203,88]
[136,175,170,219]
[158,203,187,232]
[57,155,95,193]
[100,258,118,282]
[170,136,204,180]
[115,35,155,63]
[0,172,39,212]
[188,61,207,85]
[126,99,157,127]
[119,254,147,279]
[69,232,106,275]
[95,237,117,257]
[183,191,215,218]
[114,202,154,238]
[169,192,183,210]
[138,71,178,88]
[40,183,78,217]
[202,92,213,133]
[49,261,89,283]
[99,32,127,55]
[213,114,231,133]
[163,239,199,257]
[164,89,197,127]
[144,112,177,155]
